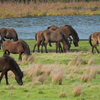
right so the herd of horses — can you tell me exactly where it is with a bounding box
[0,25,100,85]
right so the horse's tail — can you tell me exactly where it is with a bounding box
[89,35,92,46]
[35,33,37,41]
[41,32,45,41]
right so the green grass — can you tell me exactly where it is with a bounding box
[1,39,100,100]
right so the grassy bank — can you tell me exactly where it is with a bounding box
[0,1,100,18]
[0,40,100,100]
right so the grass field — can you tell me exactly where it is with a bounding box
[0,39,100,100]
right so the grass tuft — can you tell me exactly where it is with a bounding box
[72,86,82,96]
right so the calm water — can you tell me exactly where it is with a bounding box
[0,15,100,39]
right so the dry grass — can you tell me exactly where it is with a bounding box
[38,75,48,84]
[68,55,87,67]
[50,68,64,85]
[59,92,66,98]
[22,54,35,63]
[72,86,82,96]
[81,73,88,82]
[88,58,95,66]
[0,1,100,18]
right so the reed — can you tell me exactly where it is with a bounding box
[0,1,100,18]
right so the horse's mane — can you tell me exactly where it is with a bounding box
[3,55,23,78]
[13,29,18,41]
[19,40,30,55]
[65,25,79,41]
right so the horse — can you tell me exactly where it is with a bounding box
[47,25,79,47]
[0,55,23,85]
[41,29,70,53]
[2,40,30,60]
[33,31,52,53]
[0,28,18,49]
[89,32,100,53]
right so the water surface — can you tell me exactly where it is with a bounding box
[0,15,100,39]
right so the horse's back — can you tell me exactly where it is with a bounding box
[43,29,63,42]
[0,55,13,71]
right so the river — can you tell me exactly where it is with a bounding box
[0,15,100,40]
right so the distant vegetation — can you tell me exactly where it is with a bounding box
[0,1,100,18]
[1,0,100,3]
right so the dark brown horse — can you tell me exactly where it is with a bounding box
[2,40,30,60]
[0,55,23,85]
[41,29,70,53]
[47,25,79,47]
[89,32,100,53]
[0,28,18,49]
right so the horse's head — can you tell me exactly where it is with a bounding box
[73,39,79,47]
[63,43,71,53]
[15,71,23,85]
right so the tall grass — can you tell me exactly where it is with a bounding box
[0,1,100,18]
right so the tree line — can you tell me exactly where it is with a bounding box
[0,0,100,4]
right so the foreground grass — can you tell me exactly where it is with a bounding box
[0,1,100,18]
[0,40,100,100]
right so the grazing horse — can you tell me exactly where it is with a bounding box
[0,28,18,49]
[89,32,100,53]
[2,40,30,60]
[0,55,23,85]
[41,29,70,53]
[47,25,79,47]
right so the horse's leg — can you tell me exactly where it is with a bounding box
[41,42,44,53]
[49,41,52,47]
[67,36,72,44]
[7,51,10,55]
[95,45,99,53]
[38,44,41,52]
[92,46,94,53]
[5,72,9,85]
[59,43,63,53]
[0,71,6,84]
[44,42,48,53]
[33,43,37,53]
[3,50,6,55]
[56,42,60,53]
[19,53,22,61]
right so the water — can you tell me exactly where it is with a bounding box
[0,15,100,40]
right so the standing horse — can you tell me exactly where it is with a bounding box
[41,29,70,53]
[2,40,30,60]
[0,28,18,49]
[33,31,52,53]
[0,55,23,85]
[89,32,100,53]
[47,25,79,47]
